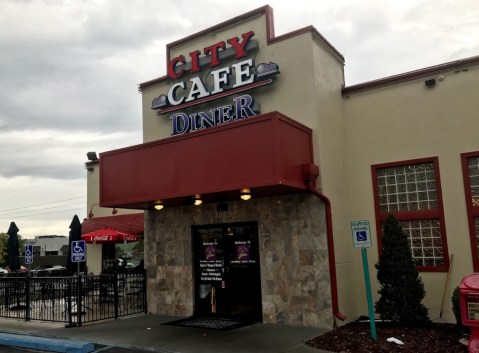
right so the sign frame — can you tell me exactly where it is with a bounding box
[71,240,86,263]
[25,244,33,265]
[351,220,372,248]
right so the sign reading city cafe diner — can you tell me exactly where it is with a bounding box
[151,31,280,136]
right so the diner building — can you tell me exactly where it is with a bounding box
[84,5,479,328]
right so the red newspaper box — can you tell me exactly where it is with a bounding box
[460,274,479,352]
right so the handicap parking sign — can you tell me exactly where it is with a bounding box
[25,244,33,264]
[351,220,372,248]
[71,240,86,262]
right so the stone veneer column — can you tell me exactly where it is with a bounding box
[144,193,333,328]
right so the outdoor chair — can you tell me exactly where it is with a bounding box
[40,282,56,313]
[62,280,92,319]
[116,277,126,314]
[98,277,115,304]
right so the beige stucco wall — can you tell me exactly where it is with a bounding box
[140,16,345,147]
[85,163,103,274]
[85,162,142,274]
[342,65,479,322]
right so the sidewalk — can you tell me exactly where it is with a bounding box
[0,314,332,353]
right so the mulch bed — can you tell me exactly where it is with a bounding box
[306,321,469,353]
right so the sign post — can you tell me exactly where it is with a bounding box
[351,220,377,342]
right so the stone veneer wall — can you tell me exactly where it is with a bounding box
[144,193,332,328]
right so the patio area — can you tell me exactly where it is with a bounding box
[0,271,146,325]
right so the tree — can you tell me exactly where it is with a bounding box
[0,233,7,267]
[0,232,26,268]
[375,214,430,325]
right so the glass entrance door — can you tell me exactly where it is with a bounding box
[192,222,262,322]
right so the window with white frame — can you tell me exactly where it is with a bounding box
[372,157,449,271]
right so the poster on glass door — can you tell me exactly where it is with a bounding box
[232,240,256,264]
[199,241,223,282]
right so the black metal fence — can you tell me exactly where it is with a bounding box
[0,271,146,326]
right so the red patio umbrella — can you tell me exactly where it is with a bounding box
[81,228,140,244]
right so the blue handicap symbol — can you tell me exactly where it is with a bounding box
[73,241,85,253]
[356,231,367,241]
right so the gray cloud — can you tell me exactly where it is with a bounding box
[0,0,190,135]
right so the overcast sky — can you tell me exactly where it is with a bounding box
[0,0,478,239]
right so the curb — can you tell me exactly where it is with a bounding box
[0,332,94,353]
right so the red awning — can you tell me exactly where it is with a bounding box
[81,213,144,235]
[82,228,140,244]
[99,112,316,209]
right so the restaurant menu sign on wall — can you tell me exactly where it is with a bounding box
[151,31,280,136]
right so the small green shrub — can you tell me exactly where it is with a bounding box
[451,286,461,325]
[375,214,430,325]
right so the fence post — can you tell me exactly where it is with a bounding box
[143,270,147,314]
[25,275,30,321]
